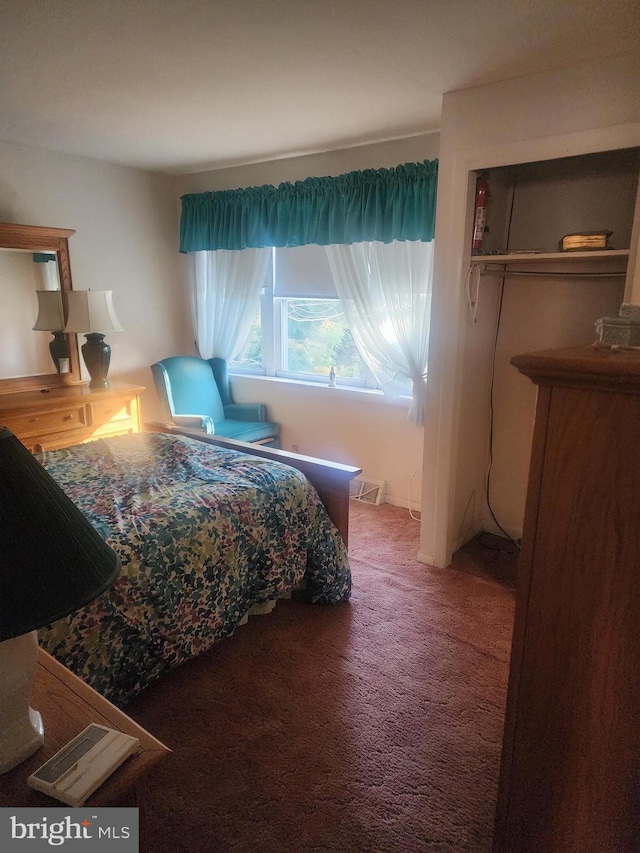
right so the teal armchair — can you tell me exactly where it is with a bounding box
[151,356,280,447]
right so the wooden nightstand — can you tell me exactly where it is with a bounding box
[0,649,171,807]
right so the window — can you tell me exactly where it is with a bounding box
[231,245,380,388]
[277,297,368,384]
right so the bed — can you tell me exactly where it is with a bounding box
[36,428,358,707]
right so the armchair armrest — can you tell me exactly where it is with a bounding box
[172,414,215,434]
[223,403,268,423]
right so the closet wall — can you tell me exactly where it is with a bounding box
[466,149,639,539]
[420,52,640,567]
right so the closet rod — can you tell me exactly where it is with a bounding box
[479,268,626,279]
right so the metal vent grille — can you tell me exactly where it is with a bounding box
[349,476,386,505]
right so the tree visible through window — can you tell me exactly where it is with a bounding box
[281,298,365,381]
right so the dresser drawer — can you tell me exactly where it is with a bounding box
[0,384,143,453]
[2,404,88,439]
[88,397,136,426]
[33,428,94,453]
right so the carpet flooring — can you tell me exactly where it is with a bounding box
[128,501,516,853]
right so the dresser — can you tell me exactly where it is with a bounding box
[493,345,640,853]
[0,383,144,452]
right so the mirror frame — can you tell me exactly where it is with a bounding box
[0,222,81,393]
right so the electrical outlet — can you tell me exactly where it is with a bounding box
[292,444,300,453]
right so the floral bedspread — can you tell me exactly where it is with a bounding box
[37,432,351,707]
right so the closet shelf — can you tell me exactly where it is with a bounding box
[471,249,630,264]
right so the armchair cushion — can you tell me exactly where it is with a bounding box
[213,419,280,443]
[223,403,268,423]
[207,357,233,407]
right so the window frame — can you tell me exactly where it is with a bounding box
[229,246,412,397]
[274,296,380,388]
[230,249,382,390]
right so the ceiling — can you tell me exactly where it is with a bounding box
[1,0,638,176]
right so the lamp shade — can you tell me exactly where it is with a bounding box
[32,290,65,332]
[64,290,123,334]
[0,428,121,640]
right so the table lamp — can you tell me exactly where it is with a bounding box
[32,290,69,372]
[64,290,123,389]
[0,427,121,774]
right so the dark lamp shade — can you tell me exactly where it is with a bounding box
[0,428,120,641]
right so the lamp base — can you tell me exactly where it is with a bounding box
[49,332,70,373]
[0,631,44,774]
[82,333,111,389]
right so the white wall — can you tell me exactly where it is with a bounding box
[233,375,424,510]
[421,52,640,566]
[178,134,439,193]
[480,269,625,539]
[0,141,189,420]
[177,134,440,509]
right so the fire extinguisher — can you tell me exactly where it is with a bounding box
[472,172,489,254]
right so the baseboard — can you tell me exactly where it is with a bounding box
[417,550,434,566]
[480,517,522,542]
[383,494,422,513]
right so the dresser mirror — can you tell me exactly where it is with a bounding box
[0,223,81,393]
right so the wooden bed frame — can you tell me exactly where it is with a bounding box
[144,422,362,548]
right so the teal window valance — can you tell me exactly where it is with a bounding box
[179,159,438,253]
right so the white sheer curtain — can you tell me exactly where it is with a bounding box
[189,248,270,360]
[325,240,434,425]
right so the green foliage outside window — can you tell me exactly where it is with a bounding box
[232,298,366,382]
[284,299,365,379]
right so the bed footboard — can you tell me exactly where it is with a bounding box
[144,422,361,548]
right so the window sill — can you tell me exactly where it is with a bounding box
[229,372,411,408]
